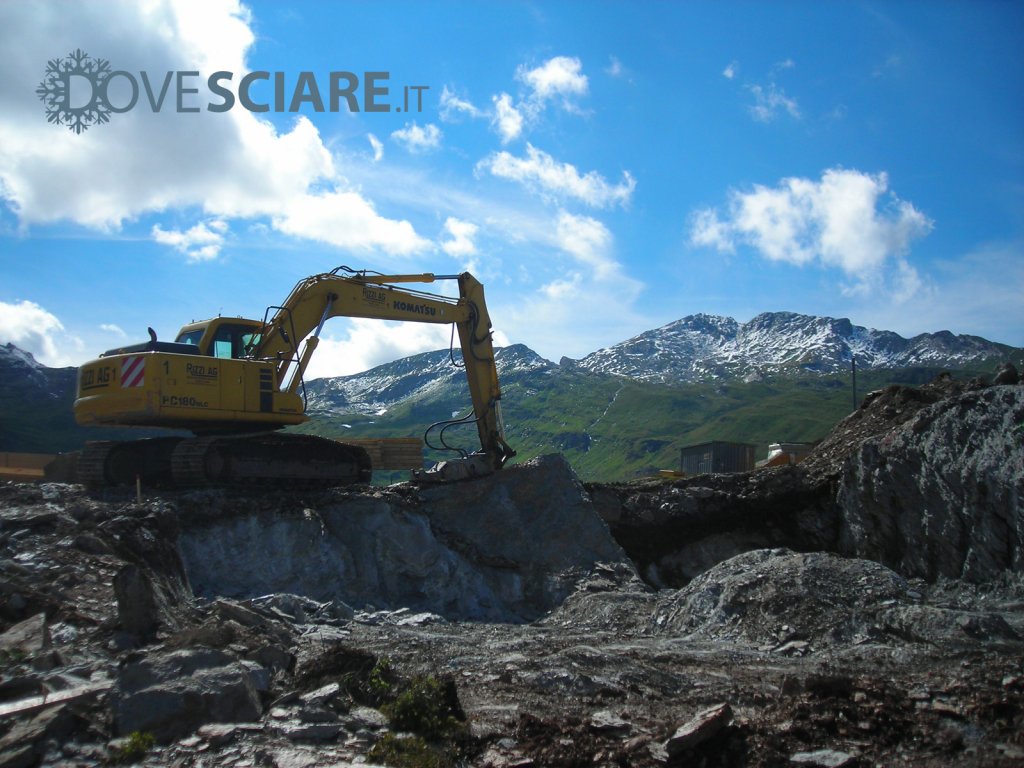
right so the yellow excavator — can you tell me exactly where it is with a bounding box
[73,267,515,487]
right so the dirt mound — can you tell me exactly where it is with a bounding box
[649,549,910,647]
[802,373,972,481]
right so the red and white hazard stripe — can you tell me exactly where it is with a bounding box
[121,356,145,388]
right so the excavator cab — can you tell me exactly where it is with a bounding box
[174,318,264,360]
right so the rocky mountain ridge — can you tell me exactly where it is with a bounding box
[303,312,1019,418]
[305,344,553,417]
[6,311,1016,417]
[0,343,71,393]
[568,311,1017,384]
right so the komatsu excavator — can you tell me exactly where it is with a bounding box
[73,267,515,488]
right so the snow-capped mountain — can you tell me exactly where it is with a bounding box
[304,343,555,415]
[569,312,1015,384]
[0,343,49,384]
[0,343,75,397]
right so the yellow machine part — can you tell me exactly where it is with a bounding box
[74,351,305,432]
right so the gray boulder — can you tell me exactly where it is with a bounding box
[114,648,263,743]
[113,565,159,637]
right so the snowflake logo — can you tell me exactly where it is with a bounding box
[36,49,114,134]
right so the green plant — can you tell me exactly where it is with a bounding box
[368,656,394,698]
[107,731,155,764]
[340,653,396,706]
[0,648,28,670]
[367,733,454,768]
[382,675,466,741]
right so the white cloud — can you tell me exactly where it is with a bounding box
[491,93,523,144]
[747,82,801,122]
[722,61,739,80]
[690,168,934,296]
[100,323,127,337]
[305,318,455,379]
[606,56,624,78]
[540,274,582,300]
[440,217,478,257]
[471,56,591,145]
[391,122,442,153]
[152,219,228,262]
[517,56,588,104]
[0,1,426,255]
[889,257,925,303]
[478,144,635,208]
[0,299,75,366]
[555,211,619,279]
[689,208,735,253]
[439,86,481,121]
[368,133,383,162]
[503,264,646,362]
[272,190,429,254]
[528,211,638,337]
[873,54,903,79]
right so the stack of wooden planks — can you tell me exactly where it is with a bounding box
[342,437,424,470]
[0,453,55,482]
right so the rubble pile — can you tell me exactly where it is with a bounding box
[0,374,1022,766]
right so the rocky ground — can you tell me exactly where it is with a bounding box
[1,371,1022,767]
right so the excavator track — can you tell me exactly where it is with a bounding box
[78,438,183,488]
[169,432,372,488]
[78,434,371,489]
[77,441,117,488]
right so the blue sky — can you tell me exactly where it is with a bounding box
[1,1,1021,378]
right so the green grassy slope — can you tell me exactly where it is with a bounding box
[294,364,991,482]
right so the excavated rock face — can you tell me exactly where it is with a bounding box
[591,375,1022,587]
[177,454,631,622]
[590,466,826,585]
[836,385,1024,582]
[800,373,973,483]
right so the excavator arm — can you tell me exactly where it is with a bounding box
[253,267,515,480]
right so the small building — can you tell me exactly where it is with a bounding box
[680,441,756,475]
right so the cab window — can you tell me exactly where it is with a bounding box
[213,338,233,359]
[210,324,259,359]
[175,330,204,346]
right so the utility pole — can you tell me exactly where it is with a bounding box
[851,354,857,412]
